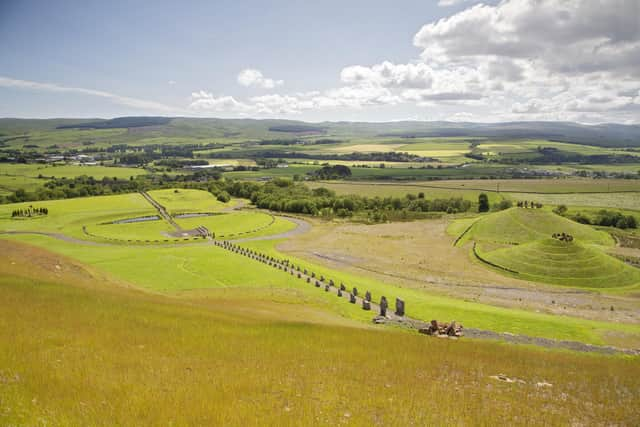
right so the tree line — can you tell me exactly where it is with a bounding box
[11,206,48,217]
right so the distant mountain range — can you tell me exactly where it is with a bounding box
[0,117,639,147]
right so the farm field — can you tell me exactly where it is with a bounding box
[147,188,228,214]
[306,181,507,204]
[0,163,148,194]
[2,239,639,426]
[0,193,156,239]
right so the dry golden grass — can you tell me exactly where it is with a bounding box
[1,239,640,426]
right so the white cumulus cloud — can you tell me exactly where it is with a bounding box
[237,68,284,89]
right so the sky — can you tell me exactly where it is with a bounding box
[0,0,639,123]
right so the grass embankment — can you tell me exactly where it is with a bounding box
[478,238,640,288]
[463,208,613,246]
[1,239,639,426]
[455,208,640,290]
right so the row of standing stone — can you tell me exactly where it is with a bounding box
[214,240,406,318]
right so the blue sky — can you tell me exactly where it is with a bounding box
[1,0,639,123]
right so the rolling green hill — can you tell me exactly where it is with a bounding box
[466,208,613,246]
[477,238,640,288]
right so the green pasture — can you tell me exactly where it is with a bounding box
[87,220,174,242]
[147,188,228,213]
[407,178,640,194]
[0,193,155,239]
[512,192,640,211]
[0,174,44,194]
[0,163,146,180]
[176,211,294,239]
[307,181,505,204]
[475,139,628,157]
[478,239,640,288]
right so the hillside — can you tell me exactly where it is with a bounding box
[477,238,640,288]
[466,208,613,246]
[1,238,639,425]
[1,117,639,147]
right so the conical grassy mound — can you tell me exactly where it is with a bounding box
[468,208,613,246]
[477,238,640,288]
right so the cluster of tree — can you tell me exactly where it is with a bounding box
[11,206,48,217]
[311,165,352,180]
[204,149,434,163]
[553,205,638,230]
[155,159,209,168]
[586,210,637,229]
[222,179,472,219]
[2,168,225,204]
[516,200,543,208]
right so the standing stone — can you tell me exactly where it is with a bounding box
[380,296,388,317]
[340,283,346,291]
[352,287,358,297]
[365,291,372,302]
[325,284,330,292]
[315,281,321,288]
[349,293,356,304]
[306,277,311,283]
[337,289,343,297]
[395,298,405,316]
[362,300,371,310]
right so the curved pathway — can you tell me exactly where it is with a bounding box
[230,217,311,243]
[0,215,311,248]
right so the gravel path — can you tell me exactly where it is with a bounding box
[230,217,311,243]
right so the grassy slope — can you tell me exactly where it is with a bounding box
[479,238,640,288]
[1,239,639,426]
[147,188,228,214]
[465,208,613,246]
[0,193,156,239]
[1,193,638,344]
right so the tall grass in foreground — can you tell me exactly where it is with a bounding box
[0,240,639,426]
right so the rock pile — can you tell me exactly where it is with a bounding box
[419,320,464,337]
